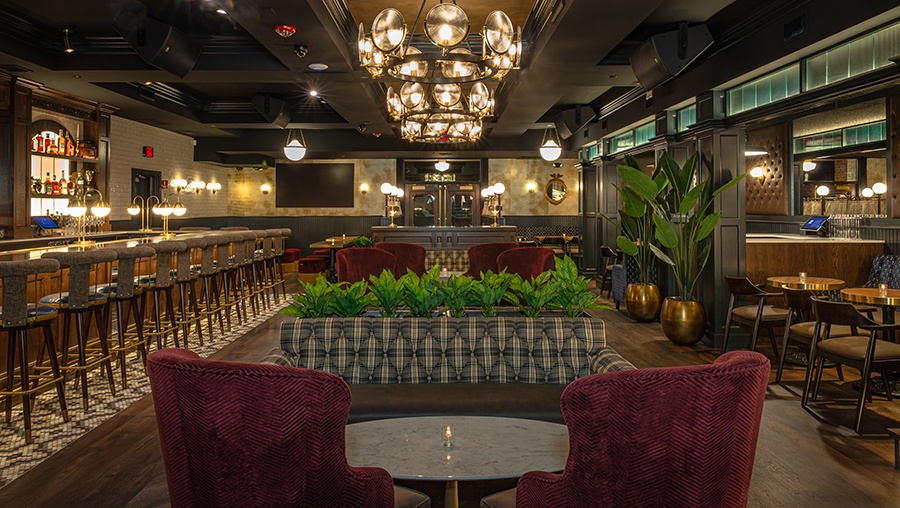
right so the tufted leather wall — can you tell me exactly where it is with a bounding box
[890,94,899,218]
[745,123,790,216]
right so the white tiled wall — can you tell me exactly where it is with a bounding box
[109,116,227,221]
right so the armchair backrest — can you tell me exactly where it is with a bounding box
[374,242,426,276]
[335,248,396,283]
[496,247,555,280]
[146,348,395,508]
[515,351,769,508]
[462,242,519,280]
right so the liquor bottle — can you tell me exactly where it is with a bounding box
[75,170,85,197]
[58,170,67,195]
[32,135,40,152]
[51,172,59,195]
[67,170,76,196]
[45,134,55,154]
[66,136,75,156]
[44,172,52,194]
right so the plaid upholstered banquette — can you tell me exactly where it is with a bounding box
[263,317,634,383]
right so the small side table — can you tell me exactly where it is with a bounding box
[888,428,900,470]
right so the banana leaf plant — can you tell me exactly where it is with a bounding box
[639,152,746,301]
[600,154,668,284]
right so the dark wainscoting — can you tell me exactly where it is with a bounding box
[748,215,896,254]
[111,215,580,256]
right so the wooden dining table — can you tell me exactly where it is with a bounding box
[309,236,358,282]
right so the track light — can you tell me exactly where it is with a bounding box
[62,29,75,53]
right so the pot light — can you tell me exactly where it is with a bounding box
[62,29,75,53]
[309,90,318,97]
[308,63,329,71]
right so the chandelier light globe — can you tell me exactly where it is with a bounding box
[435,160,450,172]
[815,185,830,197]
[284,139,306,161]
[442,49,477,78]
[483,11,514,54]
[400,82,426,109]
[127,204,141,216]
[395,187,404,198]
[433,83,461,107]
[481,188,491,198]
[493,182,506,195]
[802,161,816,172]
[372,8,406,52]
[540,139,562,161]
[872,182,887,195]
[425,3,469,49]
[861,187,874,198]
[398,47,428,78]
[381,182,394,195]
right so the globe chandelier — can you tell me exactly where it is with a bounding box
[358,1,522,143]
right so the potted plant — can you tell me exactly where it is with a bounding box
[505,271,559,317]
[602,155,667,322]
[280,275,334,318]
[647,153,746,344]
[548,256,613,317]
[468,270,513,317]
[329,280,375,317]
[439,273,476,317]
[368,269,405,317]
[400,265,446,317]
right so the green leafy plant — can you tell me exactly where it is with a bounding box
[505,271,559,317]
[346,235,372,248]
[400,265,446,317]
[439,273,475,317]
[368,269,405,317]
[329,280,375,317]
[640,152,746,301]
[468,270,513,317]
[600,154,667,284]
[548,256,613,317]
[280,275,335,318]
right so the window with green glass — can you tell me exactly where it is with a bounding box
[676,105,696,132]
[726,65,801,116]
[793,120,886,154]
[804,21,900,91]
[609,131,635,154]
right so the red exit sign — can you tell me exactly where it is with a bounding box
[142,146,154,157]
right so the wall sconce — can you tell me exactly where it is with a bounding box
[749,166,764,180]
[170,178,187,193]
[744,134,767,156]
[189,180,206,193]
[815,185,830,215]
[482,182,506,227]
[539,126,562,162]
[283,129,307,161]
[261,183,271,195]
[526,181,537,193]
[359,183,370,194]
[872,181,887,216]
[206,182,221,194]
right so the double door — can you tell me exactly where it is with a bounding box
[407,183,478,227]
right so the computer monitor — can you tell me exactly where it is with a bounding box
[33,216,60,230]
[800,215,829,234]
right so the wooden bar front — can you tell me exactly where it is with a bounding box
[746,235,884,288]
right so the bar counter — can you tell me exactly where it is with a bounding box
[746,233,884,287]
[0,231,158,256]
[370,225,517,251]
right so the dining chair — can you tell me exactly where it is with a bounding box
[598,246,620,299]
[803,298,900,433]
[721,276,789,356]
[335,248,396,283]
[496,247,555,281]
[374,242,426,276]
[147,348,430,507]
[480,351,770,508]
[776,287,848,383]
[462,242,519,280]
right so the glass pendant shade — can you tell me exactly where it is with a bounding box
[442,49,477,78]
[68,200,87,217]
[802,161,816,172]
[433,83,461,107]
[400,82,425,108]
[872,182,887,195]
[539,126,562,161]
[435,160,450,171]
[484,11,513,53]
[172,202,187,216]
[91,201,111,217]
[425,3,469,48]
[127,205,140,216]
[283,129,307,161]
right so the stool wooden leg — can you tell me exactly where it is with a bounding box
[189,281,204,346]
[221,272,233,332]
[75,312,89,410]
[115,300,129,388]
[178,284,190,348]
[94,307,116,396]
[165,287,179,348]
[5,331,14,423]
[61,312,72,383]
[16,329,33,443]
[41,321,68,422]
[153,292,164,350]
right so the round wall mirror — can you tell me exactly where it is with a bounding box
[544,173,567,205]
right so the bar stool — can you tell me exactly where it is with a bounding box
[40,248,118,410]
[216,233,245,331]
[95,244,156,389]
[261,229,282,303]
[249,230,272,311]
[174,237,207,347]
[197,235,227,336]
[273,228,291,298]
[1,258,68,443]
[220,226,250,231]
[138,241,185,351]
[237,231,263,318]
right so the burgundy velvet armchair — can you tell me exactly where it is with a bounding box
[375,242,426,276]
[147,348,429,508]
[481,351,770,508]
[496,247,555,280]
[462,242,520,279]
[335,248,397,283]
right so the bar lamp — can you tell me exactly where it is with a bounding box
[872,182,887,216]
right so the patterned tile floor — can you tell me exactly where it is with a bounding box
[0,297,289,487]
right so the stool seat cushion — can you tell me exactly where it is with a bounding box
[0,303,57,324]
[39,292,107,307]
[91,283,144,300]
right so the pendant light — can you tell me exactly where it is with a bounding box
[435,159,450,172]
[539,126,562,162]
[283,129,307,161]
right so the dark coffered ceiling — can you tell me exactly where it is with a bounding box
[0,0,754,164]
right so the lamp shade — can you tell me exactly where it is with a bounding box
[861,187,874,198]
[91,202,111,217]
[872,182,887,195]
[435,160,450,172]
[815,185,830,197]
[283,129,307,161]
[127,204,141,216]
[539,126,562,161]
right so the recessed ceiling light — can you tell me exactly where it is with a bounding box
[216,9,227,15]
[309,90,318,97]
[143,81,153,85]
[308,63,328,71]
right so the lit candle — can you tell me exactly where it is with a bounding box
[330,239,335,245]
[799,272,807,283]
[442,425,453,447]
[879,283,888,296]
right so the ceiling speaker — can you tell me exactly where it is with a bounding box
[114,11,201,78]
[251,95,292,128]
[630,23,713,91]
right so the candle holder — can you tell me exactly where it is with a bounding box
[442,425,453,448]
[879,283,888,296]
[799,272,807,283]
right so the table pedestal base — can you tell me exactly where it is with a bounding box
[444,480,458,508]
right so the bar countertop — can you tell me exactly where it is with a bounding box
[0,231,159,253]
[746,233,884,244]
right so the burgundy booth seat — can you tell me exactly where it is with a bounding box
[335,248,396,283]
[147,348,430,508]
[298,257,327,274]
[279,248,300,264]
[480,351,770,508]
[374,242,426,276]
[462,242,519,280]
[496,247,555,280]
[311,248,332,259]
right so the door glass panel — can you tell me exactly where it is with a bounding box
[411,192,437,227]
[449,192,473,227]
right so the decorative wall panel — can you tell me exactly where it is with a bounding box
[746,123,790,216]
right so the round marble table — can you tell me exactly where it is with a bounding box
[345,416,569,508]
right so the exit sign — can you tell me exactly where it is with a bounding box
[142,146,154,157]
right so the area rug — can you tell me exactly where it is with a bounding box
[0,296,289,487]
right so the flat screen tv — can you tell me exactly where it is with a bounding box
[275,163,355,208]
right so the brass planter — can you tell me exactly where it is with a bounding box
[625,283,661,322]
[660,297,706,345]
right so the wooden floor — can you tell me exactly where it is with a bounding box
[1,283,899,507]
